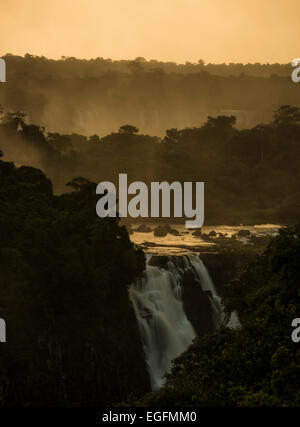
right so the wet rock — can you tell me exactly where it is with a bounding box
[126,226,133,234]
[135,224,152,233]
[168,228,180,236]
[182,269,214,336]
[192,228,202,236]
[153,225,179,237]
[148,255,169,268]
[199,251,252,293]
[237,229,251,237]
[250,235,270,246]
[201,233,213,241]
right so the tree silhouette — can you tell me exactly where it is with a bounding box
[273,105,300,126]
[164,128,181,143]
[119,125,139,135]
[204,115,236,130]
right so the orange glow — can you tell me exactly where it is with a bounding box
[1,0,300,63]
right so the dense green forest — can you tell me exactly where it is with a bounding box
[0,124,299,407]
[0,55,299,136]
[127,225,300,407]
[1,105,299,225]
[1,152,299,407]
[0,153,149,406]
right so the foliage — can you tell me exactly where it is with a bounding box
[119,125,139,135]
[0,55,299,139]
[273,105,300,126]
[0,157,149,406]
[1,106,300,225]
[128,226,300,407]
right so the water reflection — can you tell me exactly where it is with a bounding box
[127,223,280,255]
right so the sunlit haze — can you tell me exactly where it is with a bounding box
[1,0,300,63]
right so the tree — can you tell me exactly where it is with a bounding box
[66,176,93,191]
[164,128,181,144]
[204,115,236,130]
[88,134,101,144]
[118,125,139,135]
[273,105,300,126]
[3,111,26,130]
[127,60,144,74]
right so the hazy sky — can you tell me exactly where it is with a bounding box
[1,0,299,63]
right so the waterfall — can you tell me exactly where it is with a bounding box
[129,255,196,389]
[129,254,239,389]
[189,257,223,328]
[189,257,240,330]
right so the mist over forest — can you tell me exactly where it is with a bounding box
[0,102,300,225]
[0,53,300,408]
[0,54,299,136]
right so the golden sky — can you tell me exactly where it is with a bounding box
[1,0,299,63]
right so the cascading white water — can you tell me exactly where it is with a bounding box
[129,254,239,389]
[189,256,240,329]
[129,255,196,389]
[189,257,223,328]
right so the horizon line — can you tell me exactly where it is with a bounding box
[0,52,292,67]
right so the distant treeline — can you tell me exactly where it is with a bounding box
[0,54,299,136]
[2,53,293,77]
[0,105,299,225]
